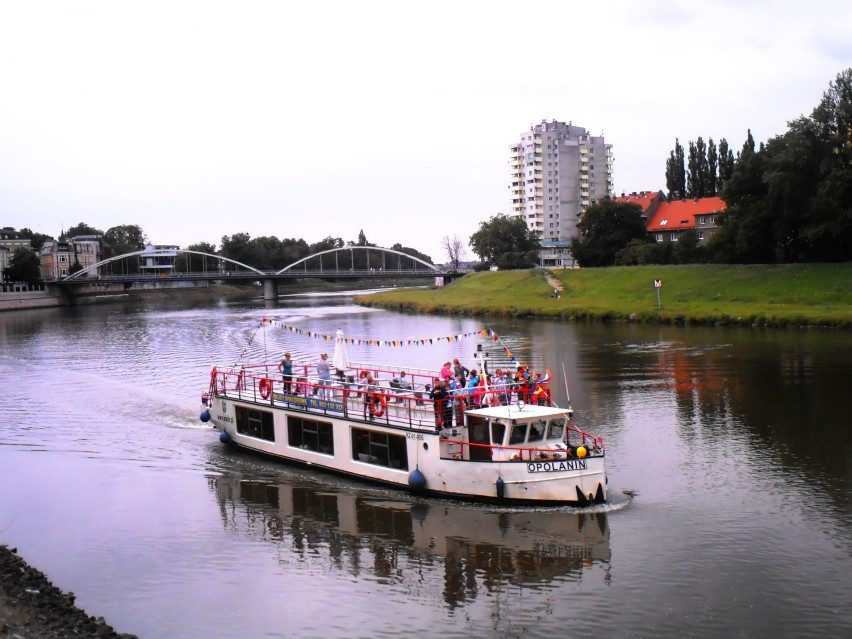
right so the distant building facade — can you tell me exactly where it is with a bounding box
[0,227,33,279]
[39,239,75,279]
[139,244,179,275]
[40,234,106,279]
[69,235,105,275]
[510,120,613,267]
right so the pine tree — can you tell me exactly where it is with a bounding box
[717,138,735,191]
[707,138,718,196]
[665,139,686,199]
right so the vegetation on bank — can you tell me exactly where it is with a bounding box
[354,264,852,329]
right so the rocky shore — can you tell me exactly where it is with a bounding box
[0,545,137,639]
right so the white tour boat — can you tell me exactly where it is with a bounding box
[200,325,607,506]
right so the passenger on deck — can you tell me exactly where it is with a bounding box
[494,368,509,405]
[390,371,411,403]
[440,361,453,382]
[453,358,469,386]
[429,379,450,429]
[316,352,332,399]
[278,352,293,393]
[450,373,465,424]
[466,369,479,407]
[514,365,530,403]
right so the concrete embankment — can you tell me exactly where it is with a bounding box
[0,281,243,312]
[0,286,67,311]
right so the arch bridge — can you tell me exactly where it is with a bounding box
[58,245,455,300]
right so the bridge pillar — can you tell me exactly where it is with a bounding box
[262,279,278,301]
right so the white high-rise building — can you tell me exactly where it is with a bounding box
[510,120,613,267]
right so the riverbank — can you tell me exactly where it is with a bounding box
[0,545,137,639]
[355,263,852,329]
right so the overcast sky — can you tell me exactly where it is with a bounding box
[1,1,850,262]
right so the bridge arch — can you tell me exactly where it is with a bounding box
[61,249,265,281]
[276,245,439,275]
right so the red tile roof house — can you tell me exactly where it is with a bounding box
[646,196,727,244]
[613,190,666,218]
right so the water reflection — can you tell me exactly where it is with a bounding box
[209,471,610,607]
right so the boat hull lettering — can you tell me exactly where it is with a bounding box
[527,459,587,473]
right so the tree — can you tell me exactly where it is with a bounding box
[390,243,433,266]
[441,234,465,271]
[665,139,686,199]
[717,138,735,191]
[104,225,147,254]
[707,138,718,196]
[66,222,104,238]
[687,138,707,197]
[614,239,669,265]
[102,225,147,274]
[468,214,541,270]
[174,242,219,272]
[356,230,370,246]
[569,199,648,267]
[5,247,41,284]
[18,228,52,252]
[712,70,852,263]
[673,229,704,264]
[220,232,256,266]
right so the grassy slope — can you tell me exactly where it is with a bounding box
[355,263,852,328]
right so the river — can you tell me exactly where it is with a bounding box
[1,291,850,638]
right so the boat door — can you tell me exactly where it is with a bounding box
[467,415,491,461]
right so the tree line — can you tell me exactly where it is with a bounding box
[569,68,852,267]
[6,224,435,284]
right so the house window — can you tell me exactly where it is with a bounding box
[656,233,663,243]
[671,232,679,242]
[698,231,704,240]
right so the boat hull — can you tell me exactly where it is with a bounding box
[208,396,606,506]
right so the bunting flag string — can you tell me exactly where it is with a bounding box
[256,318,527,368]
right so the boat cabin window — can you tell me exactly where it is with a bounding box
[236,406,275,442]
[351,427,409,471]
[528,419,546,443]
[546,418,565,440]
[288,415,334,455]
[491,421,507,445]
[509,422,527,445]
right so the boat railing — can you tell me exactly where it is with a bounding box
[208,364,561,432]
[213,361,553,405]
[209,364,477,430]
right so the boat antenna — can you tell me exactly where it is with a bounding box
[233,319,265,365]
[561,361,571,406]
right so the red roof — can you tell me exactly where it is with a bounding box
[613,190,664,213]
[646,197,726,232]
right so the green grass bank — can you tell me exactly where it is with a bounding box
[355,263,852,329]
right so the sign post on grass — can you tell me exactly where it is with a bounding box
[653,278,663,308]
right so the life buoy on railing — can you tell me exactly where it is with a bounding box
[371,393,387,417]
[259,377,273,400]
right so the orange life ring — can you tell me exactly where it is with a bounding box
[259,377,273,399]
[371,393,387,417]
